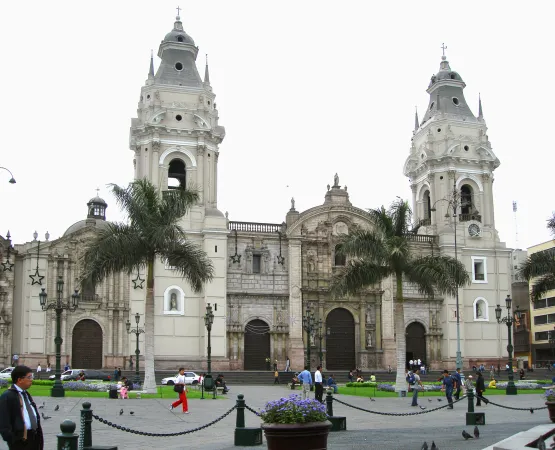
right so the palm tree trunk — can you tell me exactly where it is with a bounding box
[394,275,407,393]
[142,259,157,393]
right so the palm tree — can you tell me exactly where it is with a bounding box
[331,199,469,391]
[81,179,214,392]
[519,212,555,301]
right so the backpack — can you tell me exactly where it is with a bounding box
[406,373,416,385]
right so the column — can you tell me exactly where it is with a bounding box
[107,312,113,356]
[360,301,366,351]
[197,145,204,204]
[288,240,304,369]
[152,142,160,188]
[117,313,123,356]
[375,300,382,350]
[214,152,219,208]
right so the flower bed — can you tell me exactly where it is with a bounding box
[260,394,328,424]
[345,382,377,388]
[372,380,552,392]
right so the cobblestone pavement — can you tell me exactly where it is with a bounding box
[0,386,551,450]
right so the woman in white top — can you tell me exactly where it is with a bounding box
[169,368,189,414]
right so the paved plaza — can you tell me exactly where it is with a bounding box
[0,386,552,450]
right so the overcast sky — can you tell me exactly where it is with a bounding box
[0,1,553,251]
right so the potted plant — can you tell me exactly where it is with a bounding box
[545,389,555,422]
[260,394,331,450]
[265,357,271,371]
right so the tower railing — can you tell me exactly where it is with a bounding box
[228,221,284,233]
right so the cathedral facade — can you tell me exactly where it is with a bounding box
[0,15,511,372]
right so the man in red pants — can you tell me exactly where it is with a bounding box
[169,368,189,414]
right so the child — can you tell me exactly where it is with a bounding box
[274,370,280,384]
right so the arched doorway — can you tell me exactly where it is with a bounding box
[406,322,426,367]
[244,320,270,370]
[72,320,103,369]
[326,308,355,370]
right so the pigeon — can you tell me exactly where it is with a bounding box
[421,442,428,450]
[130,411,134,415]
[54,405,59,412]
[419,405,426,410]
[473,426,479,439]
[437,398,443,402]
[369,397,375,402]
[462,430,473,440]
[431,442,438,450]
[38,402,45,410]
[530,408,534,414]
[537,437,546,450]
[428,398,432,403]
[119,409,124,416]
[41,413,51,420]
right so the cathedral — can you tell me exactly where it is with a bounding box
[0,14,511,372]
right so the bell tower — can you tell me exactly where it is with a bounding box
[129,12,227,368]
[404,51,511,369]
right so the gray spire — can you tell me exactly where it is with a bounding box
[478,93,483,119]
[148,50,154,78]
[414,106,419,132]
[204,54,210,85]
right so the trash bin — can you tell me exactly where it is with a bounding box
[109,386,118,399]
[399,390,407,398]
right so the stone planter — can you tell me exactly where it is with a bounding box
[546,401,555,423]
[262,421,332,450]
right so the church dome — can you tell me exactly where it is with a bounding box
[63,219,109,237]
[63,191,109,236]
[88,196,107,206]
[163,16,195,46]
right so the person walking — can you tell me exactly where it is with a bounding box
[410,368,423,407]
[274,370,280,384]
[441,369,454,409]
[35,364,41,381]
[113,367,119,382]
[452,368,462,400]
[298,366,312,400]
[117,367,122,381]
[285,357,291,372]
[0,365,44,450]
[169,368,189,414]
[314,365,323,403]
[45,364,51,375]
[475,371,487,406]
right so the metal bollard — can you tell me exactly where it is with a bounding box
[57,420,78,450]
[467,390,475,413]
[326,389,333,416]
[465,390,486,426]
[236,394,246,428]
[81,401,93,449]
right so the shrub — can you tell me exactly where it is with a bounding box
[31,380,54,386]
[260,394,328,424]
[63,382,109,392]
[345,382,377,388]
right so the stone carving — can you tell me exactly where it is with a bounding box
[170,293,178,311]
[327,184,330,191]
[366,332,372,348]
[307,251,316,272]
[366,309,372,324]
[333,222,348,236]
[290,197,295,210]
[333,173,339,187]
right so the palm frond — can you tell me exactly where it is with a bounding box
[406,255,470,297]
[389,199,412,237]
[81,223,150,284]
[519,252,555,281]
[159,188,200,223]
[337,230,387,262]
[161,240,214,293]
[548,213,555,237]
[330,260,391,297]
[110,180,161,228]
[530,273,555,302]
[367,206,394,237]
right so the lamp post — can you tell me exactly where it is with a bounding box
[125,312,145,385]
[0,167,16,184]
[204,303,214,375]
[39,276,79,397]
[549,327,555,367]
[302,305,316,369]
[430,179,463,371]
[495,294,521,395]
[316,318,324,367]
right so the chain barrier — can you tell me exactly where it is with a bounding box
[244,404,261,417]
[91,404,237,437]
[331,395,468,416]
[476,396,548,412]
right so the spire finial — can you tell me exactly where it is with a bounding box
[414,106,419,132]
[148,50,154,77]
[96,187,100,196]
[441,42,447,60]
[478,93,483,119]
[176,5,181,19]
[204,53,211,86]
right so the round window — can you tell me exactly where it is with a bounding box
[175,62,183,71]
[437,128,441,133]
[176,115,182,121]
[452,97,460,106]
[177,36,184,42]
[464,145,469,151]
[147,94,150,100]
[429,101,435,110]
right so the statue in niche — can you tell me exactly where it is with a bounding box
[333,173,339,187]
[366,309,372,324]
[476,301,484,318]
[367,332,372,348]
[431,312,437,327]
[170,293,178,311]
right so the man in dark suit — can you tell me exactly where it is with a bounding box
[0,365,43,450]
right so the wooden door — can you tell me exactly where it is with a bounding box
[244,320,270,370]
[72,319,103,369]
[326,308,355,370]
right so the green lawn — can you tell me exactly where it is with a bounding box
[337,386,546,397]
[22,385,221,399]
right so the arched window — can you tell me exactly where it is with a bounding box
[460,184,473,214]
[168,159,186,190]
[423,190,431,220]
[473,297,489,321]
[334,244,346,266]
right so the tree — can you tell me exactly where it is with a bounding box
[519,212,555,301]
[81,179,214,392]
[331,199,469,391]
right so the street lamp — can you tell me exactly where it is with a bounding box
[495,294,521,395]
[316,318,324,367]
[202,303,216,399]
[125,312,145,385]
[302,305,317,369]
[549,327,555,367]
[0,167,16,184]
[39,276,79,397]
[430,179,463,371]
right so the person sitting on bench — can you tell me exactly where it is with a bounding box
[327,374,338,393]
[291,374,299,390]
[215,374,229,394]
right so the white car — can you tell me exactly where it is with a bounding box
[0,367,15,380]
[161,372,201,386]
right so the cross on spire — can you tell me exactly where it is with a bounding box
[96,187,100,196]
[441,43,448,57]
[176,6,181,17]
